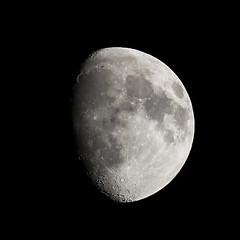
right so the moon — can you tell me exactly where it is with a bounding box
[72,47,194,202]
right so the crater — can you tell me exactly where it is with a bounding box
[126,74,153,99]
[94,55,138,68]
[144,91,173,126]
[172,81,184,98]
[73,69,115,111]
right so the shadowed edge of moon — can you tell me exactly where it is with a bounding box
[72,49,194,202]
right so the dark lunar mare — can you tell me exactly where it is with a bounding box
[144,91,173,127]
[172,81,184,98]
[124,74,190,140]
[71,48,194,202]
[72,69,126,172]
[126,74,153,99]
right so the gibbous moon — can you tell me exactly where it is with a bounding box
[72,47,194,202]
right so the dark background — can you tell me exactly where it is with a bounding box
[45,22,218,227]
[9,2,237,236]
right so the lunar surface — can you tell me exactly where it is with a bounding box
[72,47,194,202]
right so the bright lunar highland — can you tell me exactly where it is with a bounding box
[72,47,195,202]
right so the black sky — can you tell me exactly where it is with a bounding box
[13,3,236,236]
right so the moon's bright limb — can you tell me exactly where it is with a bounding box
[72,47,195,202]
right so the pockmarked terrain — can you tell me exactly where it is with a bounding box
[72,47,195,202]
